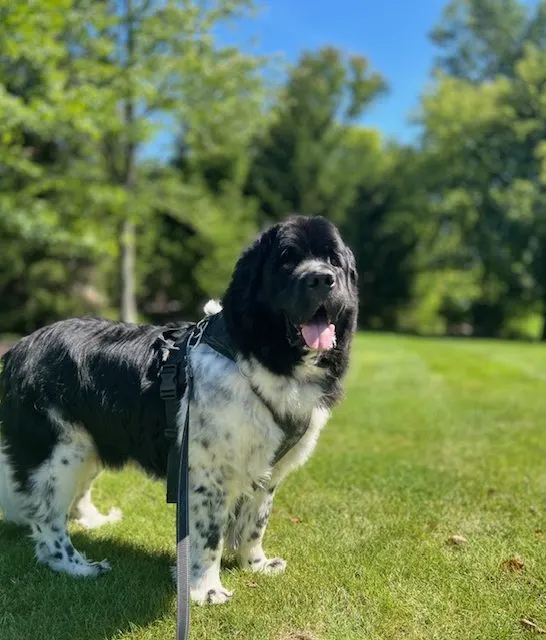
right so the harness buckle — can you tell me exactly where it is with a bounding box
[165,426,178,440]
[160,363,178,401]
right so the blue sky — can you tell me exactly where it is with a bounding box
[146,0,538,157]
[223,0,448,143]
[146,0,446,157]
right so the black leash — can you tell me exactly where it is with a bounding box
[159,311,312,639]
[161,318,209,640]
[175,373,191,640]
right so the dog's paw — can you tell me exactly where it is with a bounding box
[246,556,287,575]
[191,586,233,605]
[47,555,111,578]
[171,567,233,605]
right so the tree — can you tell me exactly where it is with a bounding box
[419,0,546,338]
[0,0,265,323]
[334,132,426,330]
[246,47,387,226]
[0,0,118,331]
[431,0,546,81]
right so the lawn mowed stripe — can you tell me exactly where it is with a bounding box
[1,335,545,639]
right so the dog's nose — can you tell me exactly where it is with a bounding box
[304,271,335,295]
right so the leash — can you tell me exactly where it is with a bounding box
[160,317,208,640]
[159,311,312,639]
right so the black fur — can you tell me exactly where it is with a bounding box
[0,215,357,489]
[0,215,358,593]
[223,215,358,395]
[0,319,190,488]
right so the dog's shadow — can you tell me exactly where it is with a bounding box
[0,520,175,640]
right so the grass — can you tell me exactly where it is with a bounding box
[1,334,546,640]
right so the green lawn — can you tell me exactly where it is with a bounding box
[1,334,546,640]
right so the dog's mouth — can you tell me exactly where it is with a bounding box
[299,305,336,351]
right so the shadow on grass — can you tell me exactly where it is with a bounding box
[0,519,174,640]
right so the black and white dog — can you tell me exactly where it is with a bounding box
[0,215,358,604]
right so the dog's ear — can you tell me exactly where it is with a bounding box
[345,244,358,288]
[222,224,277,336]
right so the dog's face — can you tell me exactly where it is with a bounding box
[223,215,358,375]
[257,216,357,352]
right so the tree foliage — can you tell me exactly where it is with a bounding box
[0,0,265,327]
[246,47,387,226]
[2,0,546,340]
[421,0,546,337]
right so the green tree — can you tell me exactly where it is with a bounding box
[342,141,425,330]
[0,0,265,325]
[431,0,546,81]
[246,46,387,226]
[0,0,117,331]
[419,0,546,338]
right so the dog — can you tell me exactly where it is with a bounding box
[0,215,358,604]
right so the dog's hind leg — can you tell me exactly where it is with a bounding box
[70,457,122,529]
[23,427,111,577]
[0,445,26,524]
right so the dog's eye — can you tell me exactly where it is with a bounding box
[328,255,341,268]
[280,260,296,273]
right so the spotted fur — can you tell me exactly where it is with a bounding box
[0,215,358,604]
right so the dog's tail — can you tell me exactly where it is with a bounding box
[203,299,223,316]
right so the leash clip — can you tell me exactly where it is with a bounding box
[187,317,208,351]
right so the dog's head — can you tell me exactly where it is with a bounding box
[223,216,358,376]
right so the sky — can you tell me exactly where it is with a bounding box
[146,0,538,158]
[146,0,446,157]
[222,0,448,143]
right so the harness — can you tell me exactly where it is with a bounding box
[159,311,312,640]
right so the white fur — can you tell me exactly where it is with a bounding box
[203,299,223,316]
[1,301,334,603]
[177,332,330,602]
[1,421,120,577]
[0,444,25,524]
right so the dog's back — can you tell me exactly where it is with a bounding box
[0,316,191,576]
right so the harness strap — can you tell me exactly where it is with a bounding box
[160,318,209,640]
[160,340,189,505]
[159,311,313,640]
[249,381,310,465]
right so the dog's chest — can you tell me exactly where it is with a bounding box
[187,347,327,494]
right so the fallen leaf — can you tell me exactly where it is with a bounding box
[520,618,546,634]
[534,530,543,538]
[446,535,468,546]
[245,580,259,588]
[501,557,525,572]
[277,632,319,640]
[289,516,302,524]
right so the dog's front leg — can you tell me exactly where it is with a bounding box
[235,485,287,575]
[187,465,232,605]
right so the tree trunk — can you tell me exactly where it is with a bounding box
[120,218,137,323]
[541,296,546,342]
[119,0,138,323]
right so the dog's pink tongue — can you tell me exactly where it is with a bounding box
[301,322,336,350]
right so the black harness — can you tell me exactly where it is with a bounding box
[159,311,313,640]
[160,313,237,504]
